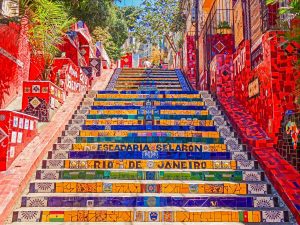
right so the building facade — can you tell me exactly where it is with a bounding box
[182,0,300,170]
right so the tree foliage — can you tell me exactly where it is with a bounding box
[58,0,135,60]
[134,0,185,44]
[120,6,141,31]
[58,0,116,30]
[266,0,300,44]
[20,0,75,79]
[92,26,123,60]
[150,45,164,64]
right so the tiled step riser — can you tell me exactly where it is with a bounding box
[53,143,228,153]
[61,131,221,139]
[68,119,216,127]
[62,128,236,141]
[21,196,279,208]
[36,170,265,182]
[12,71,293,225]
[58,136,245,152]
[48,151,251,161]
[114,84,183,87]
[29,182,271,195]
[83,102,208,107]
[42,159,258,170]
[72,113,216,120]
[12,210,290,223]
[65,137,226,144]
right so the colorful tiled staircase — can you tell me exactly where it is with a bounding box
[11,69,295,224]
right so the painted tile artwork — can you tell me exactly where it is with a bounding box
[1,0,299,224]
[11,68,297,224]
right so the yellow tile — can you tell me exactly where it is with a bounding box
[180,184,190,193]
[239,183,247,194]
[221,212,229,222]
[117,211,132,222]
[96,182,102,193]
[214,212,222,222]
[106,211,118,222]
[63,182,77,193]
[55,183,64,193]
[231,212,239,222]
[207,212,215,222]
[200,212,209,222]
[252,211,261,222]
[198,184,205,193]
[95,211,107,222]
[175,212,191,222]
[41,211,50,222]
[77,211,89,222]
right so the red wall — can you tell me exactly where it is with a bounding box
[0,19,30,108]
[120,53,133,68]
[185,35,197,89]
[219,31,299,142]
[0,110,38,170]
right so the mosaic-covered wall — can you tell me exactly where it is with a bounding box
[185,35,197,89]
[276,112,300,171]
[0,19,30,108]
[211,31,299,170]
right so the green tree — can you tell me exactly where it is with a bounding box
[134,0,185,44]
[92,26,119,60]
[120,6,141,31]
[58,0,116,30]
[20,0,75,80]
[266,0,300,44]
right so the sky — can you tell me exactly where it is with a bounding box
[116,0,144,7]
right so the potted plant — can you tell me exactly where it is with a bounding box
[216,21,231,34]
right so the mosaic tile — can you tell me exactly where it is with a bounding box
[13,69,297,224]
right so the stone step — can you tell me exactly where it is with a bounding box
[87,101,207,106]
[20,196,280,208]
[114,88,184,90]
[114,83,182,86]
[73,113,214,120]
[53,143,229,153]
[114,86,183,89]
[67,136,225,144]
[9,222,293,225]
[57,142,246,154]
[41,159,258,170]
[117,78,179,80]
[71,118,214,126]
[117,75,178,78]
[47,150,251,161]
[11,209,290,223]
[94,92,201,96]
[35,170,265,182]
[86,109,211,116]
[66,131,221,139]
[86,97,206,102]
[79,124,217,131]
[28,181,271,195]
[88,105,208,110]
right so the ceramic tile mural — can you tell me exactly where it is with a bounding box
[12,69,295,224]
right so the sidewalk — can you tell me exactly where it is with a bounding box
[0,68,115,225]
